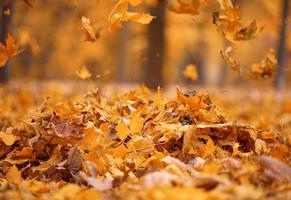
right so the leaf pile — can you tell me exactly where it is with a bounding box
[0,86,290,199]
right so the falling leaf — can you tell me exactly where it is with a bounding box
[124,12,155,24]
[168,0,205,16]
[4,9,10,16]
[0,34,22,67]
[220,47,242,74]
[81,16,100,43]
[0,131,17,146]
[234,20,264,41]
[250,48,277,79]
[213,0,263,42]
[183,64,198,81]
[108,0,154,31]
[76,65,92,79]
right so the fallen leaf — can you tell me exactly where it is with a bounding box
[0,131,17,146]
[116,123,130,140]
[255,139,267,155]
[258,155,291,183]
[79,171,112,191]
[130,111,143,135]
[6,165,22,184]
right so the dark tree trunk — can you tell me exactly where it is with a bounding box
[144,0,166,89]
[275,0,289,90]
[0,0,13,83]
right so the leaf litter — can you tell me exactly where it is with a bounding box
[0,85,290,199]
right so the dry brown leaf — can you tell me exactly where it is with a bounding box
[79,171,112,191]
[258,155,291,183]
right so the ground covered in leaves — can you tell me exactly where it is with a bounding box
[0,82,290,200]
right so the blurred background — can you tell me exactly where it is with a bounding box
[0,0,290,89]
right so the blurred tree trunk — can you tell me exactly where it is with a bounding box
[0,0,13,83]
[275,0,288,90]
[144,0,166,89]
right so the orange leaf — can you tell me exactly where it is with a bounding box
[76,65,92,79]
[6,165,22,184]
[0,34,22,67]
[0,131,17,146]
[115,123,130,140]
[130,111,143,135]
[183,64,198,81]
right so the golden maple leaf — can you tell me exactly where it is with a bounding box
[0,34,22,67]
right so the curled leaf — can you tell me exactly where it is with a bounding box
[81,16,101,43]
